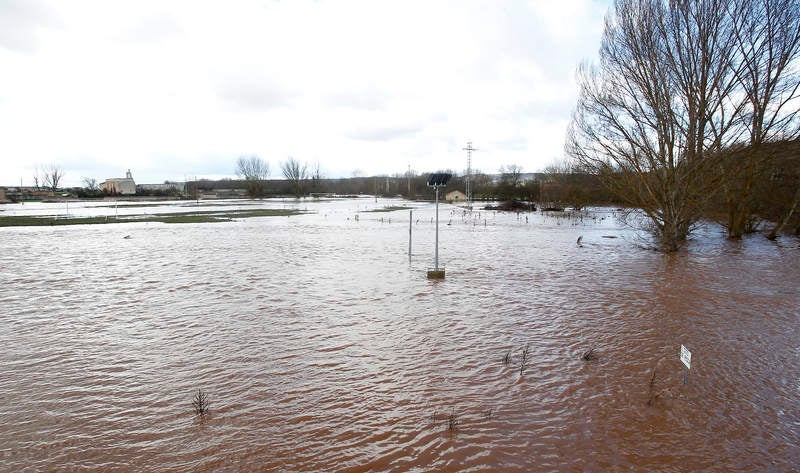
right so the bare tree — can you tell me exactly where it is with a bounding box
[466,171,491,200]
[570,0,800,249]
[720,0,800,238]
[497,164,523,200]
[81,177,99,191]
[236,155,270,198]
[40,163,65,192]
[767,182,800,239]
[499,164,523,188]
[568,0,744,251]
[281,157,308,197]
[310,161,324,192]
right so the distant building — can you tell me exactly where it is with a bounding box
[0,187,6,203]
[445,190,467,203]
[3,187,53,201]
[101,169,136,195]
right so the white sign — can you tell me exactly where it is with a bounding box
[680,344,691,369]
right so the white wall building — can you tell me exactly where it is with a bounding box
[446,190,467,202]
[101,169,136,195]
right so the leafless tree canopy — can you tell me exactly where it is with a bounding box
[568,0,800,250]
[499,164,523,188]
[721,0,800,237]
[281,157,308,197]
[81,177,99,190]
[235,155,270,198]
[40,163,65,192]
[309,161,325,192]
[236,155,270,181]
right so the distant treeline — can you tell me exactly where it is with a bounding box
[180,171,619,206]
[49,140,800,240]
[554,138,800,239]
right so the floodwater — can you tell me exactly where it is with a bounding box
[0,198,798,472]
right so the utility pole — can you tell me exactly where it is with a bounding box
[463,141,479,208]
[407,162,412,197]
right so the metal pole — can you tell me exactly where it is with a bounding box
[434,186,439,270]
[463,141,478,208]
[407,163,411,196]
[408,209,412,261]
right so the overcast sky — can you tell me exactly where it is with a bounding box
[0,0,610,187]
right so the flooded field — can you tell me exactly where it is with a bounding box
[0,198,798,472]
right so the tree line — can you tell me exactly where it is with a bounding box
[568,0,800,250]
[231,155,581,202]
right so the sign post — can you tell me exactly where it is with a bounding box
[426,173,451,279]
[680,344,691,385]
[408,210,412,262]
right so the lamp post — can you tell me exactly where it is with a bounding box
[426,172,451,279]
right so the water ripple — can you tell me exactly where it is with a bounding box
[0,201,798,471]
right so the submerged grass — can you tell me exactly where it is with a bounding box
[431,408,460,432]
[365,205,412,213]
[0,208,302,227]
[94,202,176,209]
[519,344,530,375]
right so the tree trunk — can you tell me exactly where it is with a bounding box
[767,185,800,240]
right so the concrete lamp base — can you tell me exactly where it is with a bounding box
[427,269,446,279]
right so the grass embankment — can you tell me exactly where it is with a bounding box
[0,209,302,227]
[365,205,412,213]
[93,201,263,209]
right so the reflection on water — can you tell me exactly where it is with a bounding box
[0,198,798,472]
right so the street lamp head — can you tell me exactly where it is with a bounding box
[427,173,452,187]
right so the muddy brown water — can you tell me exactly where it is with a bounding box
[1,199,798,472]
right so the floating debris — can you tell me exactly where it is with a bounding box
[582,347,598,361]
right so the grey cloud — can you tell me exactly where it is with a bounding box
[347,125,423,142]
[506,98,575,122]
[217,77,294,111]
[0,0,57,53]
[469,3,605,85]
[490,136,528,151]
[117,13,183,44]
[325,88,389,111]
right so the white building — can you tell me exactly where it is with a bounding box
[101,169,136,195]
[446,190,467,202]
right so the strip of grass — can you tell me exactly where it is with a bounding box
[0,208,302,227]
[142,215,227,224]
[0,216,115,226]
[365,205,412,213]
[93,202,175,209]
[93,201,265,209]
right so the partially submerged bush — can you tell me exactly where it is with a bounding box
[192,389,210,415]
